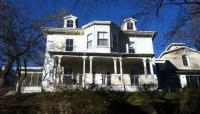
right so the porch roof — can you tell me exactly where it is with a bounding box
[49,51,154,57]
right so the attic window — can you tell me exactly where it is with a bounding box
[127,22,133,30]
[67,20,73,28]
[182,55,189,66]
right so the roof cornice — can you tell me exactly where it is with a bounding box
[43,27,84,36]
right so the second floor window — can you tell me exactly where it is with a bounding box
[98,32,108,46]
[66,39,73,51]
[182,55,189,66]
[127,22,133,30]
[87,33,92,48]
[128,42,135,53]
[67,20,73,28]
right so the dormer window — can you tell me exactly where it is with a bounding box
[127,22,133,30]
[67,20,74,28]
[182,55,189,66]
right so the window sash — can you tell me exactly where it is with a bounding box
[66,20,73,27]
[66,39,73,51]
[98,32,108,39]
[98,39,108,46]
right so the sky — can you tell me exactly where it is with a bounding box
[17,0,194,58]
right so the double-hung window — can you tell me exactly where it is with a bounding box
[66,39,73,51]
[128,42,135,53]
[66,20,73,28]
[98,32,108,46]
[87,33,92,48]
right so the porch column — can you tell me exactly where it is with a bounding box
[113,57,117,75]
[142,58,147,78]
[57,56,62,83]
[149,60,154,75]
[82,56,87,87]
[119,57,123,85]
[89,56,93,84]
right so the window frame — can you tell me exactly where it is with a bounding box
[128,42,135,53]
[22,72,43,87]
[97,32,108,46]
[65,39,73,51]
[182,55,189,67]
[66,20,74,28]
[127,22,133,30]
[87,33,93,48]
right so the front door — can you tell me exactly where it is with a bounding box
[94,66,109,85]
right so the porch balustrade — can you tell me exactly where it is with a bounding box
[62,73,140,86]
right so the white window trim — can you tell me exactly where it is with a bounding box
[97,32,109,47]
[87,33,93,49]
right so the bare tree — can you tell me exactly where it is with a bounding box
[0,0,68,94]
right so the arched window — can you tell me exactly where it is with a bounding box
[127,22,133,30]
[67,20,73,27]
[182,55,189,66]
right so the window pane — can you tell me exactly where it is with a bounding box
[127,22,133,30]
[31,73,38,86]
[103,32,108,39]
[38,73,42,86]
[98,39,108,46]
[98,32,104,38]
[23,73,32,86]
[67,20,73,27]
[66,39,73,51]
[182,55,189,66]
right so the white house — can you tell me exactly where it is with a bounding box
[156,43,200,90]
[22,15,158,92]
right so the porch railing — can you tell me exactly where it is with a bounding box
[62,73,140,86]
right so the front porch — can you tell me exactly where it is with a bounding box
[51,53,157,91]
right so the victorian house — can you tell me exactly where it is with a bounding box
[22,15,158,92]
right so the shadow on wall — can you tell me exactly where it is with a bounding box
[156,60,181,91]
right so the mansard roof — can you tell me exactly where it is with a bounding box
[123,17,137,22]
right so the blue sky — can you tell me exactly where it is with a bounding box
[28,0,192,57]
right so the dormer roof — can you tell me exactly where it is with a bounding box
[63,15,78,20]
[123,17,137,22]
